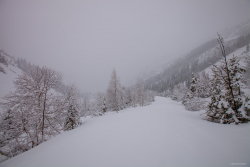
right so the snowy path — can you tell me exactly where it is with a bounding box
[1,97,250,167]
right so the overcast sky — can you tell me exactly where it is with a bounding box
[0,0,249,93]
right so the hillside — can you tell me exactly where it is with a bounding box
[0,51,23,113]
[1,96,249,167]
[142,20,250,93]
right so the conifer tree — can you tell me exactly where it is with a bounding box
[106,68,122,112]
[190,73,198,98]
[64,104,81,131]
[183,73,206,111]
[206,34,249,124]
[244,54,250,87]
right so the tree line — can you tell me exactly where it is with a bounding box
[81,69,156,117]
[144,34,250,93]
[161,34,250,124]
[0,62,156,158]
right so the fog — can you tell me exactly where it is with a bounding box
[0,0,249,93]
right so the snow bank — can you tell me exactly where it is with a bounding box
[1,97,250,167]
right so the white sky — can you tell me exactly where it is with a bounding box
[0,0,249,93]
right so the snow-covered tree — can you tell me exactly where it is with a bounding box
[106,69,122,112]
[136,78,146,106]
[144,90,156,105]
[244,54,250,87]
[0,66,66,157]
[79,93,92,117]
[0,109,26,157]
[184,72,211,111]
[123,87,133,108]
[63,84,82,131]
[171,83,189,102]
[64,104,81,131]
[206,34,249,124]
[93,92,107,116]
[131,91,137,108]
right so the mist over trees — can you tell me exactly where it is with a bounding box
[144,34,250,93]
[94,69,156,115]
[0,59,156,158]
[0,14,249,162]
[157,34,250,124]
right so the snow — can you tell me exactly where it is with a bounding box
[204,46,247,75]
[0,64,23,113]
[0,64,23,161]
[1,96,249,167]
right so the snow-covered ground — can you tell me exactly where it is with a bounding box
[1,96,249,167]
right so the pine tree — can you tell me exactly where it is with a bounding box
[244,54,250,87]
[64,104,81,131]
[206,34,249,124]
[184,73,204,111]
[103,97,107,114]
[190,73,198,97]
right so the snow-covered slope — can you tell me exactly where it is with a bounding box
[139,19,250,91]
[204,46,248,74]
[219,19,250,41]
[0,51,23,113]
[1,96,249,167]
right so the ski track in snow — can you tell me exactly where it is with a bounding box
[1,96,250,167]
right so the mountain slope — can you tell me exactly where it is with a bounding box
[142,20,250,92]
[0,51,23,113]
[1,96,249,167]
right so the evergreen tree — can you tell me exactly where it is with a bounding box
[106,69,122,112]
[64,104,81,131]
[206,34,249,124]
[244,54,250,87]
[184,73,198,110]
[189,73,198,97]
[183,73,208,111]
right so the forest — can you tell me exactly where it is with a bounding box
[0,56,156,157]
